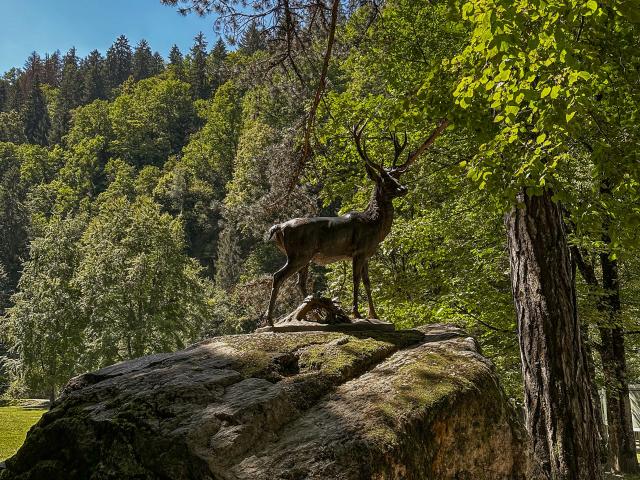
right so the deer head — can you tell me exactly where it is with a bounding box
[351,122,409,199]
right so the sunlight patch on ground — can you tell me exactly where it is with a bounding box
[0,406,46,461]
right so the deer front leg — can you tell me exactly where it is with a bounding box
[266,260,301,326]
[352,256,365,318]
[362,261,378,319]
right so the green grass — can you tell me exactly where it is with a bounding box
[0,406,46,461]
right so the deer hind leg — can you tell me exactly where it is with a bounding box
[352,256,366,319]
[297,264,309,299]
[362,261,378,319]
[266,259,305,325]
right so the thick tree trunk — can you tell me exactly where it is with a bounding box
[599,249,638,473]
[506,189,603,480]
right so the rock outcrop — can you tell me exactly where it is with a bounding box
[1,324,528,479]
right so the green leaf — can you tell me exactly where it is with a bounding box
[505,105,519,116]
[541,86,551,98]
[536,133,547,144]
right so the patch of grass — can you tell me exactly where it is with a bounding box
[0,406,46,461]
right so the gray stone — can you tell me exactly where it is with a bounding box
[0,324,528,480]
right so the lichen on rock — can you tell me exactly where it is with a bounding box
[0,324,528,480]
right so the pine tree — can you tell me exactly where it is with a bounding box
[105,35,133,90]
[207,39,227,92]
[23,52,43,86]
[152,52,165,76]
[3,68,24,111]
[239,21,266,55]
[132,39,155,81]
[0,80,7,112]
[168,44,184,80]
[81,50,107,103]
[21,77,50,145]
[50,48,82,143]
[43,51,62,87]
[188,32,209,99]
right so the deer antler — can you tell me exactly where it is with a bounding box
[392,118,450,174]
[351,120,385,175]
[390,132,408,168]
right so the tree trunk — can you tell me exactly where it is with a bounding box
[581,323,610,469]
[506,189,603,480]
[599,249,638,473]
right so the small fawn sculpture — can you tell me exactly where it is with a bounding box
[265,120,448,325]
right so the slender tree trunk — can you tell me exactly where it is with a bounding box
[506,189,603,480]
[572,249,609,469]
[599,248,638,473]
[571,220,639,473]
[581,323,610,469]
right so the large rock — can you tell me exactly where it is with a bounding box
[1,324,528,479]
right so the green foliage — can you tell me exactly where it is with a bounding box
[188,32,210,99]
[3,215,87,397]
[3,194,214,396]
[2,1,639,409]
[0,111,26,144]
[154,80,243,274]
[451,0,640,219]
[76,195,213,365]
[109,77,196,166]
[21,81,50,146]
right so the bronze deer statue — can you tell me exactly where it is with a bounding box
[264,120,448,325]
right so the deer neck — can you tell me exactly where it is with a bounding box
[364,186,394,240]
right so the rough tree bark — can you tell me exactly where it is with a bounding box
[506,189,603,480]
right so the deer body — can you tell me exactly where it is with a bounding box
[264,119,448,325]
[270,194,394,266]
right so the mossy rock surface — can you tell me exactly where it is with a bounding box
[0,324,528,480]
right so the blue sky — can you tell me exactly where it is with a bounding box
[0,0,219,73]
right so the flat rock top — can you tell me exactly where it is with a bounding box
[1,324,527,480]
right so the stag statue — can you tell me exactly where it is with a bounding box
[264,119,448,326]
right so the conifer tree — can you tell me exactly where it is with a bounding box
[43,51,62,87]
[105,35,133,90]
[152,52,165,76]
[81,50,107,103]
[132,39,155,81]
[207,39,227,92]
[188,32,209,99]
[168,44,185,80]
[3,69,24,111]
[0,80,7,112]
[238,21,266,55]
[21,77,50,146]
[23,52,43,87]
[50,48,82,144]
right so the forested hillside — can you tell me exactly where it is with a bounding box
[0,0,639,477]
